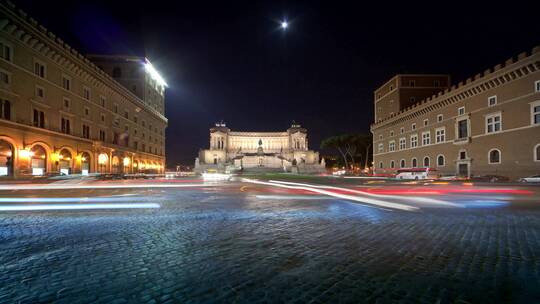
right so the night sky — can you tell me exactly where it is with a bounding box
[17,1,540,166]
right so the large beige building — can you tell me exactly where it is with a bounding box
[371,45,540,180]
[0,2,167,177]
[195,123,324,173]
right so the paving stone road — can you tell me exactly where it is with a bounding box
[0,185,539,303]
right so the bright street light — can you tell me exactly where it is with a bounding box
[281,21,288,29]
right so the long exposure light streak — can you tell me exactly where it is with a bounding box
[0,183,212,191]
[243,179,417,211]
[268,180,459,207]
[0,203,160,211]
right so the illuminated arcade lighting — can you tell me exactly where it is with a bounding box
[98,153,108,165]
[19,149,33,158]
[144,58,168,87]
[123,157,131,166]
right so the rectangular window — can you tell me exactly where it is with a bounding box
[114,103,118,114]
[532,101,540,125]
[134,116,138,123]
[134,141,138,150]
[99,130,106,142]
[389,130,394,137]
[423,119,428,127]
[399,138,406,150]
[437,114,443,122]
[35,85,45,99]
[0,41,12,61]
[434,80,440,87]
[100,96,106,107]
[61,117,71,134]
[63,98,70,109]
[34,60,46,78]
[124,111,129,119]
[536,81,540,93]
[400,127,404,134]
[389,141,395,152]
[0,99,11,120]
[82,124,90,139]
[83,86,91,100]
[84,107,90,117]
[33,109,45,128]
[410,134,418,148]
[457,119,468,139]
[435,128,445,143]
[100,113,105,122]
[113,132,119,145]
[0,70,10,86]
[62,75,71,91]
[458,107,465,116]
[488,95,497,107]
[486,113,502,133]
[409,80,415,87]
[422,131,431,145]
[412,123,416,131]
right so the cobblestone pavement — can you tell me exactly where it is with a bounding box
[0,183,540,303]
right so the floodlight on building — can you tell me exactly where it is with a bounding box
[144,58,168,87]
[123,157,130,167]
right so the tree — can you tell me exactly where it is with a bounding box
[321,133,373,171]
[320,135,349,169]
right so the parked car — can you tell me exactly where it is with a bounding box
[518,175,540,183]
[472,175,510,183]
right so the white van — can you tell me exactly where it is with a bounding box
[395,168,438,180]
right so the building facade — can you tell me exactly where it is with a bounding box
[371,45,540,180]
[0,2,167,177]
[195,123,324,173]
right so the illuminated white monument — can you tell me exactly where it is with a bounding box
[195,122,325,173]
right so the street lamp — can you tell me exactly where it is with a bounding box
[281,20,288,29]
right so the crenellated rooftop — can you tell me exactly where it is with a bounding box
[371,45,540,131]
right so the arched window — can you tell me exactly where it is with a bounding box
[390,160,395,169]
[423,156,430,168]
[437,155,445,167]
[112,67,122,78]
[535,144,540,162]
[379,162,383,169]
[488,149,501,164]
[411,158,417,168]
[400,159,405,168]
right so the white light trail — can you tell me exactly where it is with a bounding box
[243,178,417,211]
[0,203,160,211]
[0,183,210,191]
[268,180,459,208]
